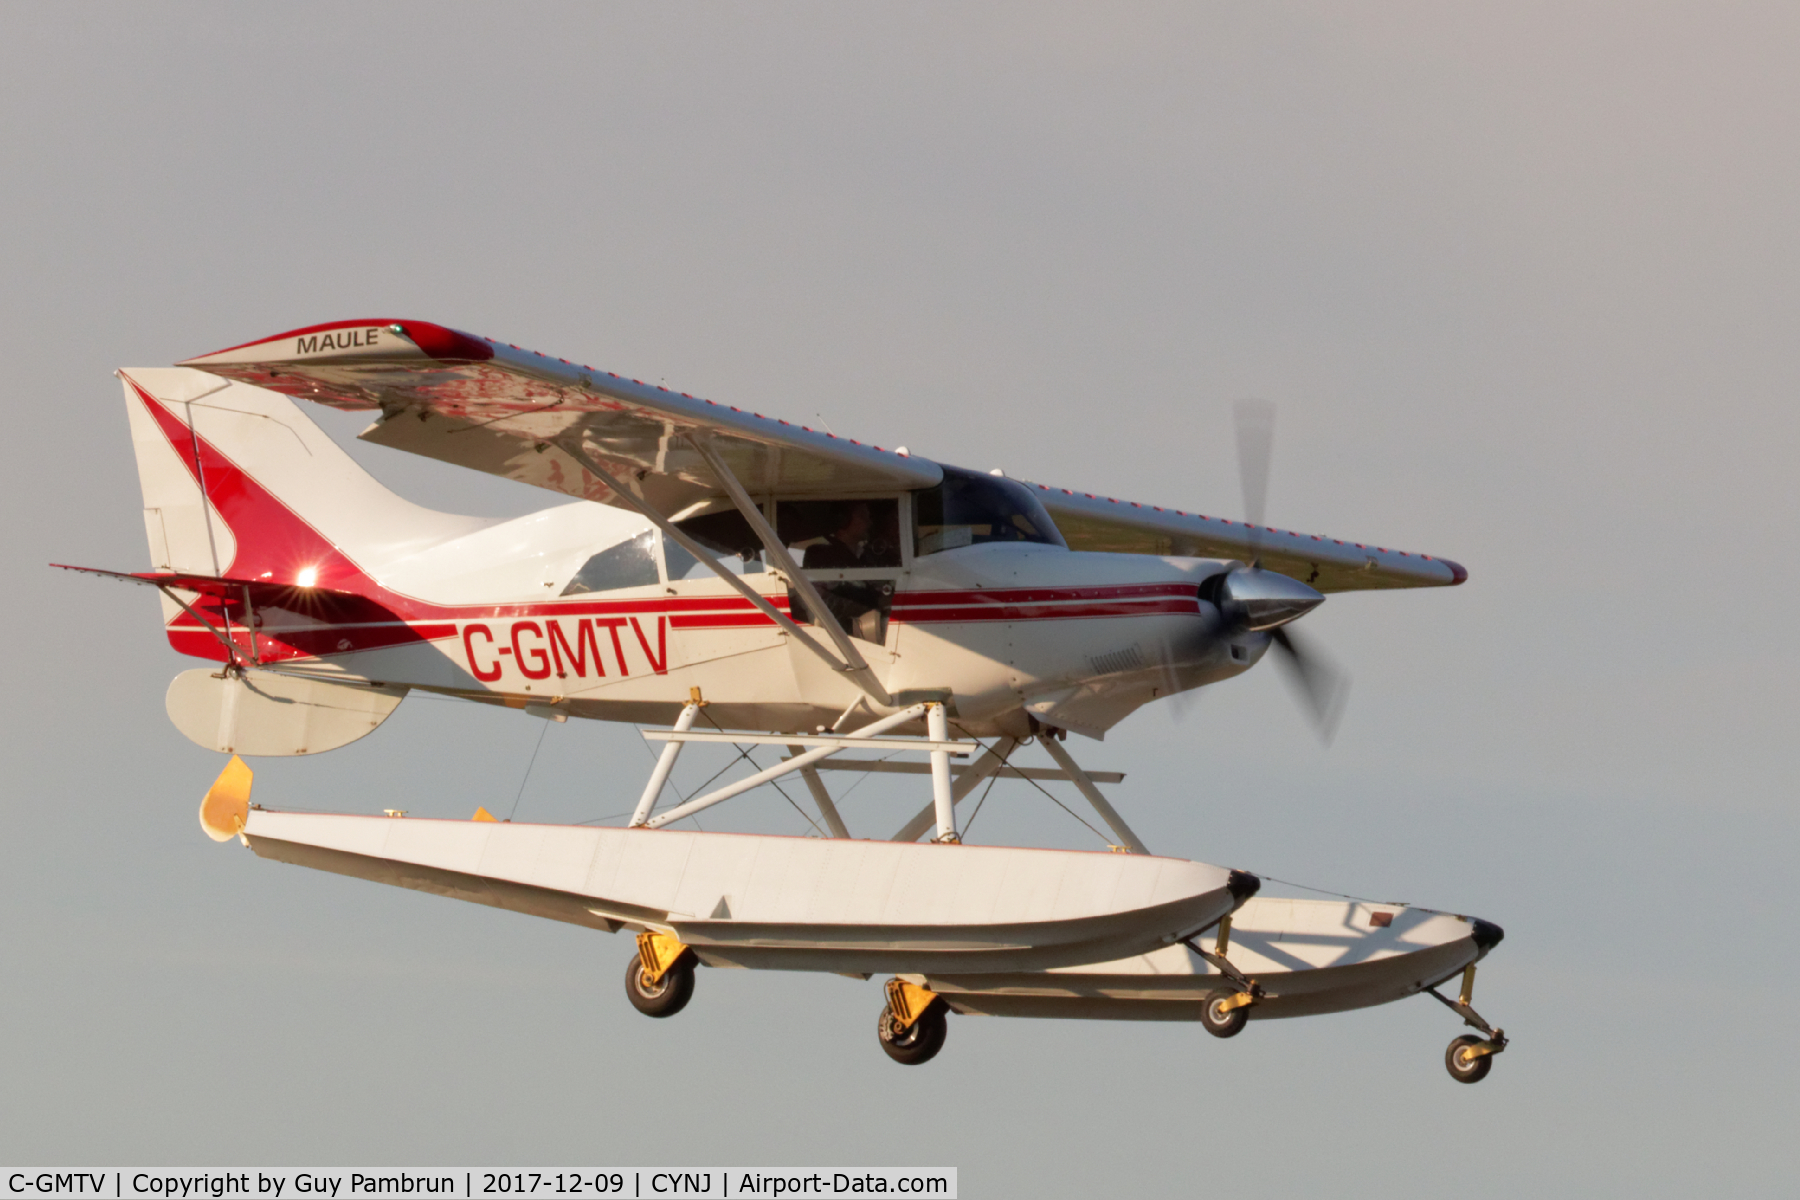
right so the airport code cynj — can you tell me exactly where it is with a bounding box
[2,1173,956,1200]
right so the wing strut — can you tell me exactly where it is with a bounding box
[685,434,894,706]
[555,441,889,706]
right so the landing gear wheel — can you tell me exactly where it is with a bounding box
[1200,991,1250,1039]
[877,1000,947,1065]
[1445,1035,1494,1084]
[625,955,694,1018]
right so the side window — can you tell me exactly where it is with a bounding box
[561,530,660,595]
[665,510,765,581]
[774,498,901,646]
[776,499,902,569]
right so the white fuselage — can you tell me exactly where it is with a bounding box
[173,504,1260,738]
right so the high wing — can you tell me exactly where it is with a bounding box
[1028,487,1465,592]
[180,319,942,519]
[181,319,1463,591]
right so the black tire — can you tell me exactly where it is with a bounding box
[625,955,695,1018]
[1445,1035,1494,1083]
[877,1001,948,1065]
[1200,991,1250,1039]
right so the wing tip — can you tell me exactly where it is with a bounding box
[177,319,494,366]
[1442,558,1468,585]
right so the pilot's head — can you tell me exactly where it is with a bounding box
[835,502,873,545]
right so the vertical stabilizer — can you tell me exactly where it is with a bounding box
[118,367,498,586]
[124,368,235,576]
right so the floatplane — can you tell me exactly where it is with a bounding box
[62,319,1507,1082]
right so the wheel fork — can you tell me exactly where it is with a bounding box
[1181,917,1265,1013]
[1428,964,1508,1060]
[884,978,942,1031]
[636,930,693,986]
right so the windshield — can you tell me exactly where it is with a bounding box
[913,467,1067,556]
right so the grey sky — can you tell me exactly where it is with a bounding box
[4,3,1796,1194]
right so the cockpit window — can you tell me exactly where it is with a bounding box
[913,467,1067,556]
[561,530,660,595]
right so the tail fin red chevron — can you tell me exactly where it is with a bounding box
[119,367,492,593]
[114,367,501,663]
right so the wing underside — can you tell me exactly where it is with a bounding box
[1030,487,1464,592]
[181,319,942,519]
[179,319,1464,591]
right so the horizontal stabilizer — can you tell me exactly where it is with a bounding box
[53,562,363,603]
[166,668,407,757]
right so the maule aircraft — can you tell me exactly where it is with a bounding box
[63,319,1508,1081]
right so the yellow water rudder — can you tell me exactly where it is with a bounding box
[199,754,252,841]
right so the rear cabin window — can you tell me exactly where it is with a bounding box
[561,530,660,595]
[913,467,1067,557]
[663,510,766,580]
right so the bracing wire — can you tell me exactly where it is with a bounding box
[830,751,899,806]
[953,733,1024,841]
[958,769,1003,839]
[769,776,826,838]
[945,722,1110,847]
[1249,873,1410,909]
[696,708,824,837]
[1016,757,1112,846]
[507,720,550,822]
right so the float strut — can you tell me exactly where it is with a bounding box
[1038,733,1149,854]
[789,747,851,838]
[927,704,958,843]
[629,695,703,827]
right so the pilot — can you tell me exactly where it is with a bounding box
[804,502,874,569]
[797,502,891,642]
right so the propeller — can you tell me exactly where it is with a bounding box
[1215,399,1351,743]
[1269,625,1350,742]
[1233,398,1276,564]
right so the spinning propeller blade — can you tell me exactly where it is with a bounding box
[1233,398,1275,564]
[1269,626,1350,743]
[1213,399,1351,743]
